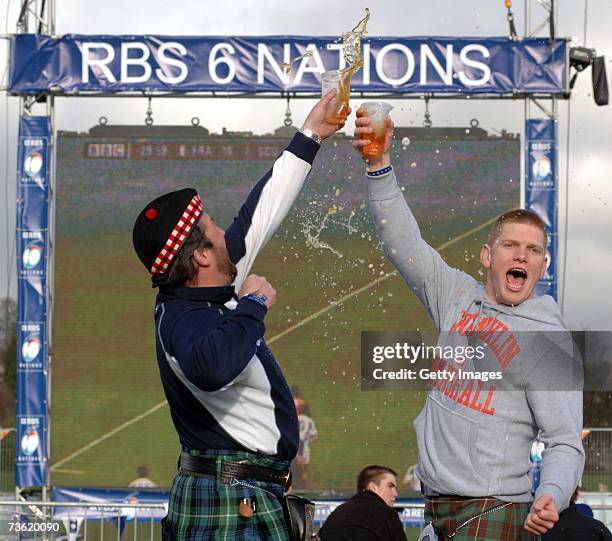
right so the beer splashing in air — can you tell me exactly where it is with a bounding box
[342,8,370,74]
[283,51,313,75]
[333,8,370,112]
[282,9,369,77]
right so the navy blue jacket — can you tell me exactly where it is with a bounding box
[542,504,612,541]
[154,133,319,460]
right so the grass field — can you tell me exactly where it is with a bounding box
[50,133,518,492]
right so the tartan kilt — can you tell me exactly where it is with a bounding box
[163,449,290,541]
[425,496,536,541]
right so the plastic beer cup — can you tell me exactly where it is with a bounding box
[358,102,393,159]
[321,70,351,124]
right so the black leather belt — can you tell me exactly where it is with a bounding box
[179,452,291,490]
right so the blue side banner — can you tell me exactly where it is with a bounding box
[16,115,51,487]
[10,35,567,95]
[525,119,557,299]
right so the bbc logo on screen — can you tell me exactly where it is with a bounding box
[86,143,126,159]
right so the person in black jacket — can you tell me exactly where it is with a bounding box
[542,488,612,541]
[132,91,346,541]
[318,465,407,541]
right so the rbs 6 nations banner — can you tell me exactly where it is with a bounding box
[10,35,567,95]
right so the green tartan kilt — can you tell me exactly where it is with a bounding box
[424,495,537,541]
[163,450,290,541]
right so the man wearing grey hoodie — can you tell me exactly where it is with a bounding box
[353,110,584,540]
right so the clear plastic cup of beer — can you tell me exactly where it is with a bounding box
[321,70,351,124]
[358,101,393,159]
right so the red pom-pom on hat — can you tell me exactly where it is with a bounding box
[145,208,158,221]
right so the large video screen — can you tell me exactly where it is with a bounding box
[52,126,518,492]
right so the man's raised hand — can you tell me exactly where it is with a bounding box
[352,107,394,170]
[302,89,351,140]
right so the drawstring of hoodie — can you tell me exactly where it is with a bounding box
[471,297,503,334]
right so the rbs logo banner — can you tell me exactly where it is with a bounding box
[16,115,51,488]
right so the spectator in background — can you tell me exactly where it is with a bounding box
[318,465,406,541]
[291,385,306,419]
[541,487,612,540]
[291,401,318,490]
[128,465,157,488]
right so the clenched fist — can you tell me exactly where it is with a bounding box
[524,494,559,535]
[238,274,277,309]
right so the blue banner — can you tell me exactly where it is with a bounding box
[50,489,424,532]
[16,115,51,487]
[53,487,170,541]
[53,486,170,520]
[525,119,557,299]
[10,35,567,95]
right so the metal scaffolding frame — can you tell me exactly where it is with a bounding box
[14,0,56,507]
[9,0,564,501]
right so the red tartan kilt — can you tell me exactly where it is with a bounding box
[425,496,536,541]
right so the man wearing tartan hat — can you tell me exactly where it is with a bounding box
[353,110,584,541]
[133,91,346,541]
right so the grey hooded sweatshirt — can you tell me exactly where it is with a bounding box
[367,168,584,512]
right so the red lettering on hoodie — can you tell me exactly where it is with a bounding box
[457,380,474,407]
[496,335,521,371]
[449,311,521,371]
[431,358,497,417]
[481,384,496,416]
[469,381,484,412]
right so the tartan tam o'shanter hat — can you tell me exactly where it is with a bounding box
[132,188,203,283]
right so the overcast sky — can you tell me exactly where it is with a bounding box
[1,0,611,329]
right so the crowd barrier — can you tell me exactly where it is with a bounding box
[0,498,426,540]
[0,499,166,541]
[1,496,611,540]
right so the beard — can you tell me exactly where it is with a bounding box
[214,245,238,284]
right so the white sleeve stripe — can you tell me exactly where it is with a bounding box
[233,150,311,290]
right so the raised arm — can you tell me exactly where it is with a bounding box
[226,90,349,291]
[353,109,471,328]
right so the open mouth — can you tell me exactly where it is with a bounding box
[506,267,527,292]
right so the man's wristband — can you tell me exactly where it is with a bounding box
[366,165,393,178]
[299,127,322,145]
[244,293,268,308]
